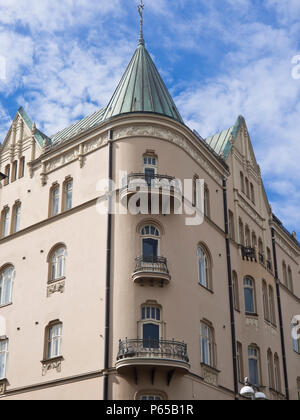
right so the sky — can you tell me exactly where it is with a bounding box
[0,0,300,235]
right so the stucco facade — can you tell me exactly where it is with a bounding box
[0,32,299,401]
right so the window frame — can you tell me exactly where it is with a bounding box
[244,277,256,315]
[200,321,216,368]
[140,224,161,259]
[45,321,63,361]
[0,338,8,380]
[0,265,14,307]
[197,245,212,291]
[248,345,261,387]
[48,245,67,284]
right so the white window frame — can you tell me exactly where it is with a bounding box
[197,246,210,290]
[0,266,14,306]
[0,339,8,380]
[47,323,63,360]
[50,247,66,283]
[200,322,215,368]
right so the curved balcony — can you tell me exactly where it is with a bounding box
[120,173,182,213]
[132,256,171,286]
[116,338,190,376]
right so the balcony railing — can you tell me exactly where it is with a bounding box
[133,256,171,286]
[117,338,189,364]
[122,173,179,189]
[241,246,256,262]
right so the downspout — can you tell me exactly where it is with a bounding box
[103,130,114,401]
[271,227,290,400]
[222,178,239,400]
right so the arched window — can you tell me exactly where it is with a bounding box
[232,271,240,311]
[141,225,160,259]
[240,172,245,193]
[282,261,288,286]
[244,277,256,314]
[63,178,73,211]
[50,184,60,217]
[262,280,269,321]
[1,207,10,238]
[245,225,251,247]
[0,265,15,306]
[248,345,261,386]
[197,245,211,290]
[288,266,293,293]
[204,185,210,217]
[0,338,8,379]
[274,353,281,393]
[45,321,63,360]
[49,246,66,283]
[267,349,274,389]
[200,321,216,368]
[141,303,162,349]
[268,285,276,326]
[12,202,21,234]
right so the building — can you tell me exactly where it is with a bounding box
[0,7,299,401]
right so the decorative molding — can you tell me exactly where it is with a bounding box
[246,316,259,330]
[47,279,65,297]
[201,364,219,386]
[238,192,265,229]
[114,125,224,185]
[42,357,63,376]
[0,379,8,395]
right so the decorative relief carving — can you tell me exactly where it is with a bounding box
[246,317,259,330]
[47,279,65,297]
[0,379,8,395]
[42,357,63,376]
[201,365,218,386]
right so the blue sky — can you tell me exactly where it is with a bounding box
[0,0,300,234]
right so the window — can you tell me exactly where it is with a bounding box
[45,322,63,360]
[197,245,211,290]
[200,322,216,368]
[12,202,21,233]
[228,210,235,240]
[267,248,272,271]
[192,175,199,208]
[267,349,274,389]
[4,165,10,186]
[252,232,257,248]
[204,185,210,217]
[63,179,73,211]
[18,157,25,179]
[11,161,17,182]
[0,339,8,379]
[245,178,250,198]
[250,183,255,204]
[248,346,261,386]
[268,286,276,326]
[50,184,60,217]
[141,304,161,349]
[288,267,293,293]
[232,271,240,311]
[262,280,269,321]
[258,238,264,264]
[1,208,10,238]
[140,395,163,401]
[274,354,281,393]
[143,154,157,186]
[282,261,288,286]
[244,277,256,314]
[245,226,251,247]
[49,246,66,283]
[239,219,244,245]
[240,172,245,193]
[141,225,160,259]
[297,378,300,400]
[0,266,14,306]
[237,342,244,383]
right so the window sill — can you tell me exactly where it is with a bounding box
[198,284,214,294]
[245,312,258,318]
[41,355,64,364]
[200,363,221,374]
[48,277,66,285]
[0,302,12,310]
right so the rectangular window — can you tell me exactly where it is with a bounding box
[228,210,235,240]
[13,204,21,233]
[47,324,63,359]
[18,157,25,179]
[2,209,10,238]
[11,161,18,182]
[0,339,8,379]
[201,323,215,367]
[51,186,60,217]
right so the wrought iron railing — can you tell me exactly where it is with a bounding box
[134,256,169,275]
[122,173,181,190]
[241,246,256,262]
[117,338,189,363]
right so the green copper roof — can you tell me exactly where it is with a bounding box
[205,115,244,160]
[18,107,51,146]
[103,43,184,123]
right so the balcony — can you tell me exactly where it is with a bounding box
[120,173,182,213]
[116,339,190,378]
[132,256,171,286]
[241,246,257,262]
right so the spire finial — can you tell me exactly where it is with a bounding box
[138,0,145,46]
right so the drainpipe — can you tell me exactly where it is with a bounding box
[103,130,114,401]
[271,227,290,400]
[222,178,239,400]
